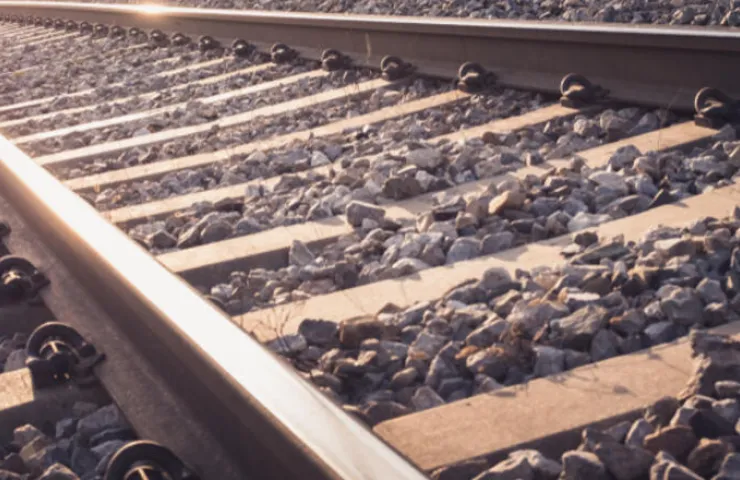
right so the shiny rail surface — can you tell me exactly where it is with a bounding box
[0,2,739,110]
[0,137,428,478]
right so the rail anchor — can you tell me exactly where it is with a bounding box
[381,56,415,81]
[105,441,199,480]
[559,73,609,108]
[271,43,296,63]
[694,87,740,129]
[456,62,494,93]
[0,255,48,307]
[25,322,105,389]
[321,49,350,71]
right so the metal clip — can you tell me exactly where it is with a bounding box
[150,29,168,46]
[321,49,349,71]
[380,55,415,81]
[93,24,109,38]
[559,73,609,108]
[694,87,740,129]
[271,43,296,63]
[128,27,145,40]
[172,32,191,46]
[0,255,48,307]
[79,21,93,35]
[65,20,77,31]
[54,19,64,29]
[232,39,254,57]
[198,35,220,51]
[104,441,198,480]
[43,18,53,28]
[25,323,105,389]
[456,62,494,93]
[110,25,126,38]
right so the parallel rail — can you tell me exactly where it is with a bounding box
[0,2,739,110]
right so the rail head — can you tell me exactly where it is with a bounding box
[0,132,429,478]
[0,1,739,111]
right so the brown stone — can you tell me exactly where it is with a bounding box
[643,425,698,460]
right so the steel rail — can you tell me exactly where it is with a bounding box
[0,2,739,111]
[0,133,430,478]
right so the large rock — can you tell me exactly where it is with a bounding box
[345,201,385,227]
[550,305,609,350]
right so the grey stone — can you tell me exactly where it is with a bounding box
[200,220,233,244]
[650,459,702,480]
[267,334,308,355]
[590,329,620,361]
[716,380,740,398]
[4,349,28,372]
[625,418,654,448]
[508,300,569,338]
[589,171,628,193]
[146,230,177,249]
[670,406,698,427]
[410,386,445,411]
[77,405,129,439]
[533,346,565,377]
[714,452,740,480]
[55,418,76,440]
[289,240,315,267]
[14,424,45,446]
[593,440,654,480]
[550,305,609,350]
[92,440,127,474]
[446,237,481,264]
[697,278,728,305]
[644,321,682,345]
[561,451,610,480]
[472,455,534,480]
[298,319,338,346]
[406,148,443,170]
[410,332,448,359]
[661,288,704,326]
[466,319,508,347]
[568,212,612,232]
[346,201,385,227]
[481,232,515,254]
[466,348,508,380]
[713,398,740,425]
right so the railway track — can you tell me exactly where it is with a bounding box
[0,2,738,479]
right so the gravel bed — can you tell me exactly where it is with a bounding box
[93,87,548,210]
[0,48,249,122]
[121,87,548,246]
[433,331,740,480]
[124,105,683,255]
[28,68,367,159]
[45,0,740,27]
[52,71,453,179]
[193,123,735,314]
[0,50,266,127]
[5,61,316,138]
[3,403,139,480]
[0,40,225,110]
[0,327,138,479]
[0,36,148,105]
[263,208,740,433]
